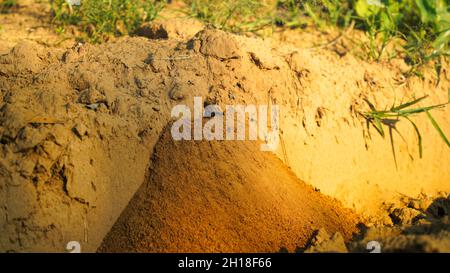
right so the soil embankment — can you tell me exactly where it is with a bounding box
[1,17,449,252]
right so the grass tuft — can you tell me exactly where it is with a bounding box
[185,0,275,33]
[50,0,165,43]
[363,95,450,161]
[0,0,18,13]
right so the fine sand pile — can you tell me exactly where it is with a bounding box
[98,127,359,252]
[1,18,449,252]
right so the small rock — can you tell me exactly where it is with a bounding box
[73,123,88,139]
[198,29,241,59]
[169,85,186,101]
[390,207,424,225]
[305,228,348,253]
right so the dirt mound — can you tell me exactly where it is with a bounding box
[98,126,359,252]
[1,22,449,252]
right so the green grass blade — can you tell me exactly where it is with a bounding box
[374,117,385,137]
[426,111,450,148]
[304,2,323,28]
[396,103,448,115]
[391,95,428,111]
[406,117,423,158]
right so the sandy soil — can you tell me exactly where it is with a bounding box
[98,126,359,252]
[0,1,449,252]
[305,194,450,253]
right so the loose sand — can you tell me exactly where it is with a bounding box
[98,126,359,252]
